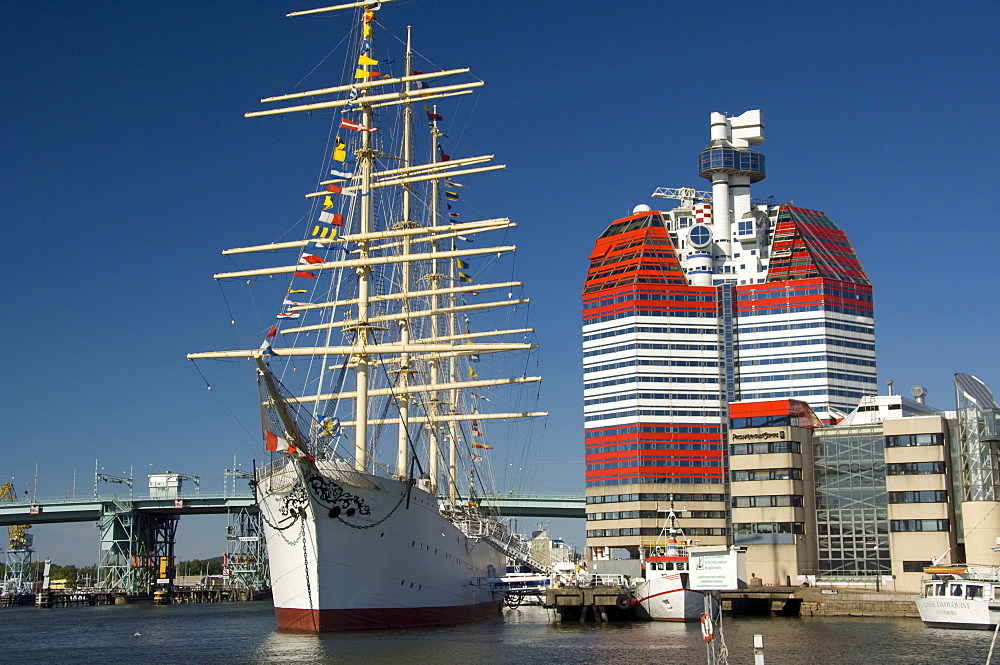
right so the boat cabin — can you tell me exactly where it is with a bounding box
[921,579,999,602]
[646,559,687,572]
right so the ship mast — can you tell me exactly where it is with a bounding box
[351,7,377,473]
[427,105,442,494]
[187,0,549,487]
[395,26,415,480]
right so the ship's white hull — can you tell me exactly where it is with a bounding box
[915,596,1000,630]
[258,459,504,632]
[633,573,704,621]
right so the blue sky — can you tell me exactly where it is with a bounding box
[3,0,997,565]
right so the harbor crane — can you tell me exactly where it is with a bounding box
[1,482,34,596]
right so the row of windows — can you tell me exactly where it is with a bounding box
[586,493,727,504]
[736,286,873,303]
[587,459,720,471]
[739,320,875,337]
[584,375,720,391]
[583,274,692,294]
[582,325,717,343]
[587,443,722,454]
[588,251,679,269]
[731,441,801,455]
[885,433,944,448]
[584,358,720,374]
[585,424,722,439]
[583,341,719,359]
[740,353,877,369]
[741,370,875,385]
[585,392,722,407]
[732,468,802,481]
[587,477,725,487]
[817,523,888,536]
[587,527,728,538]
[733,494,803,508]
[738,304,873,318]
[731,415,811,429]
[738,336,875,353]
[818,536,889,549]
[816,508,887,522]
[586,263,683,282]
[887,490,948,504]
[612,237,672,252]
[587,510,727,521]
[740,386,871,401]
[585,408,725,422]
[583,291,716,310]
[583,308,716,325]
[890,519,950,532]
[600,213,664,238]
[886,462,946,476]
[733,522,805,535]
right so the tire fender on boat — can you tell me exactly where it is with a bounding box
[615,593,631,611]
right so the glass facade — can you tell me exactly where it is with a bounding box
[813,427,890,575]
[954,373,1000,501]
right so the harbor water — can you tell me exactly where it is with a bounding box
[0,601,992,664]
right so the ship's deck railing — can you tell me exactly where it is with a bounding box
[578,573,630,588]
[963,565,1000,581]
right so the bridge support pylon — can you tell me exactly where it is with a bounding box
[224,505,269,595]
[97,501,178,596]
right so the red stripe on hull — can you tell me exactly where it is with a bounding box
[274,600,502,632]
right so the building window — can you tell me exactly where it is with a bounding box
[885,433,944,447]
[886,462,946,476]
[887,490,948,504]
[732,495,803,508]
[732,468,802,482]
[731,440,802,455]
[889,519,950,532]
[903,561,931,573]
[733,522,804,535]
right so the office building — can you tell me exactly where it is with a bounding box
[583,110,876,558]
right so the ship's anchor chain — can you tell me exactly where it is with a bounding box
[300,517,317,632]
[307,473,414,530]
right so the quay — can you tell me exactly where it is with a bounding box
[720,586,918,619]
[544,586,633,622]
[23,586,271,609]
[543,585,920,622]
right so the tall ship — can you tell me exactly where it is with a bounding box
[631,500,704,621]
[188,0,547,632]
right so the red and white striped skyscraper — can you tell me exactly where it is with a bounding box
[582,111,876,558]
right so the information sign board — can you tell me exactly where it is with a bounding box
[688,546,746,590]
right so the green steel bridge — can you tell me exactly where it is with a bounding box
[0,492,584,526]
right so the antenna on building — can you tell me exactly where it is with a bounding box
[911,385,928,404]
[886,379,894,396]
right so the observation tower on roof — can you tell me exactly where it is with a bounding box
[697,110,766,260]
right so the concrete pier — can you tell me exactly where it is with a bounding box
[544,586,633,622]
